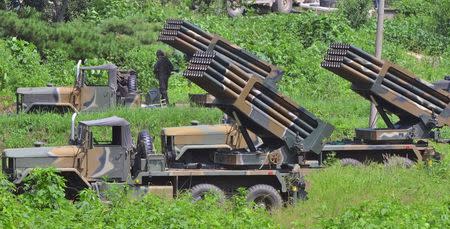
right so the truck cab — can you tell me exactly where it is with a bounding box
[2,116,135,196]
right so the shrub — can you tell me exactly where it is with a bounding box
[20,168,67,209]
[337,0,373,28]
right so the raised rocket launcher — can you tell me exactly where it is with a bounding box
[183,51,334,166]
[321,43,450,142]
[158,19,283,84]
[158,21,438,167]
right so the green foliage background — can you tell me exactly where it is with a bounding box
[0,0,449,228]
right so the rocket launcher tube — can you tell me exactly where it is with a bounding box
[212,56,316,127]
[165,30,267,79]
[186,65,303,140]
[205,61,310,137]
[328,54,445,113]
[210,60,315,133]
[339,57,444,113]
[159,20,280,79]
[325,60,432,114]
[185,51,333,153]
[209,57,316,133]
[345,52,448,109]
[328,44,450,104]
[322,61,435,116]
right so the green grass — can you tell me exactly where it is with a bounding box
[274,163,450,228]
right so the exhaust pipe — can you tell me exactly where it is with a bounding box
[70,113,78,143]
[76,60,82,80]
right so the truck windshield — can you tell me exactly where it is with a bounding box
[83,70,109,86]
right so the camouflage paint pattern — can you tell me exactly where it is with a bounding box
[16,66,140,113]
[3,144,129,183]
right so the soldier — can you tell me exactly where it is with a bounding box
[153,50,173,105]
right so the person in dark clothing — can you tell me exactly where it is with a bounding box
[153,50,173,105]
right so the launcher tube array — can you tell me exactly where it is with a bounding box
[321,43,450,127]
[184,51,333,153]
[159,19,282,80]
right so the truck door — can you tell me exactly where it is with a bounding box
[80,86,115,112]
[84,126,128,182]
[86,146,127,181]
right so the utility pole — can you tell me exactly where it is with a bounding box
[370,0,385,128]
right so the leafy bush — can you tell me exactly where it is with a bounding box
[0,37,51,92]
[384,17,449,55]
[0,169,275,228]
[337,0,373,28]
[20,167,66,209]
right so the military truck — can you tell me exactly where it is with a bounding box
[16,61,141,113]
[226,0,295,17]
[2,114,307,209]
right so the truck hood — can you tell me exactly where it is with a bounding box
[162,124,232,136]
[16,87,72,95]
[3,146,79,158]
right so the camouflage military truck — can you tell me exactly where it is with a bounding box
[16,61,141,113]
[2,114,306,209]
[226,0,296,17]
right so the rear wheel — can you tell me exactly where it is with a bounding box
[227,0,244,17]
[246,184,283,210]
[272,0,293,13]
[339,158,363,167]
[191,184,225,202]
[385,156,414,168]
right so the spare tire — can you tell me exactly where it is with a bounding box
[128,73,137,93]
[246,184,283,210]
[191,184,225,202]
[137,130,153,158]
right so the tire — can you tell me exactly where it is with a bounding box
[191,184,225,202]
[137,130,153,158]
[339,158,363,167]
[320,0,336,7]
[227,0,244,17]
[385,156,414,168]
[272,0,293,13]
[128,74,137,93]
[246,184,283,210]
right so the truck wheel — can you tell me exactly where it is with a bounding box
[227,0,244,17]
[128,74,137,93]
[137,130,153,158]
[246,184,283,210]
[191,184,225,202]
[339,158,363,166]
[385,156,414,168]
[272,0,292,13]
